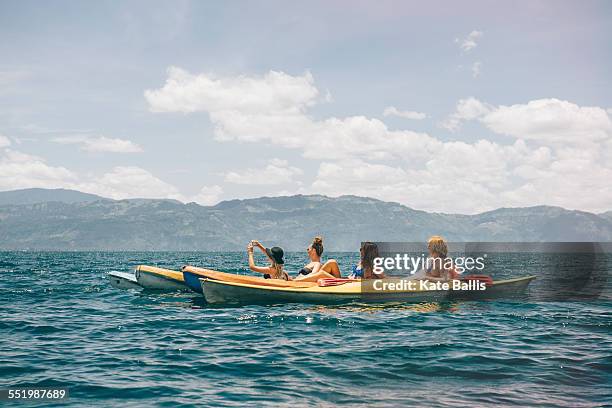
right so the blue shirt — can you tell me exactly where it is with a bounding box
[349,264,363,279]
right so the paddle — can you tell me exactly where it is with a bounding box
[317,278,359,287]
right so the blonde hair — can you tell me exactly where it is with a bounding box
[311,236,324,257]
[428,235,448,258]
[271,262,287,280]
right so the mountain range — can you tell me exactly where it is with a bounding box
[1,188,611,250]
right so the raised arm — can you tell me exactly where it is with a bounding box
[251,240,269,255]
[247,241,272,275]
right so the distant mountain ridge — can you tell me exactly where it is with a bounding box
[0,188,108,206]
[0,189,611,250]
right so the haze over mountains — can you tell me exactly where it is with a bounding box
[1,188,611,250]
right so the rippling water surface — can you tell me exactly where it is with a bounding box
[1,252,610,407]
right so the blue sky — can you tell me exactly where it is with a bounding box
[1,0,611,213]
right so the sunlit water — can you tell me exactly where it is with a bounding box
[0,252,610,407]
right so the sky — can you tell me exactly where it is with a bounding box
[1,0,611,214]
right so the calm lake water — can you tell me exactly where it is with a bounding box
[0,251,610,407]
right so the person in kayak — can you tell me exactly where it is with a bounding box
[424,235,459,281]
[349,242,385,279]
[247,240,289,280]
[293,236,341,281]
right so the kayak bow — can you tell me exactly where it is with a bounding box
[108,270,141,290]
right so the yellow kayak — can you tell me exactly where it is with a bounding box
[182,265,317,293]
[200,276,537,305]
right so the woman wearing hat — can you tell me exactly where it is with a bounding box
[247,240,290,280]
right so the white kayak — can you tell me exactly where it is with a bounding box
[107,270,141,290]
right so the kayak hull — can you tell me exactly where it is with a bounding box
[201,276,537,305]
[182,266,318,288]
[201,278,358,305]
[108,271,141,290]
[201,278,448,305]
[135,265,188,291]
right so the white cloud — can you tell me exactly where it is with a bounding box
[76,166,181,200]
[190,185,223,206]
[472,61,482,78]
[224,158,303,185]
[146,68,441,161]
[383,106,426,120]
[312,161,406,194]
[82,137,142,153]
[443,98,612,144]
[0,144,196,202]
[309,138,612,214]
[0,149,76,191]
[52,136,143,153]
[440,97,492,131]
[145,66,319,115]
[482,99,612,144]
[0,131,226,204]
[455,30,483,52]
[0,135,11,148]
[146,68,612,213]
